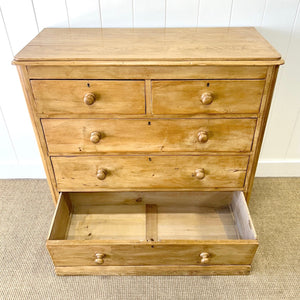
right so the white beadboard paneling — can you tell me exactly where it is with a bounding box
[0,5,43,177]
[133,0,165,27]
[286,111,300,159]
[1,0,38,54]
[230,0,266,26]
[166,0,199,27]
[258,0,299,57]
[67,0,101,28]
[259,0,300,160]
[33,0,69,30]
[101,0,133,27]
[198,0,232,27]
[0,108,16,164]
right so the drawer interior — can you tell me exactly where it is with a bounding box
[48,191,256,242]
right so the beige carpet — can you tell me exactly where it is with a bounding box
[0,178,299,300]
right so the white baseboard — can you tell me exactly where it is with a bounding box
[0,160,299,179]
[256,160,300,177]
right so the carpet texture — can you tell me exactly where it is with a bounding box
[0,178,299,300]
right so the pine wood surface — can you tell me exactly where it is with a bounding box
[13,28,281,63]
[54,265,251,276]
[14,28,282,275]
[51,155,249,191]
[42,118,256,154]
[152,80,265,114]
[31,80,145,115]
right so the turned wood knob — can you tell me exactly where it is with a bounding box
[90,131,101,144]
[198,131,208,143]
[95,253,105,264]
[195,168,205,180]
[97,168,107,180]
[84,92,96,105]
[201,92,214,105]
[200,252,210,264]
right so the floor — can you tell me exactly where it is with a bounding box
[0,178,299,300]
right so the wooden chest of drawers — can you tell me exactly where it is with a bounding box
[14,27,283,276]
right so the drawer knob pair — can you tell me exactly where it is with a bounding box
[97,168,107,180]
[200,252,210,264]
[84,92,96,105]
[195,168,205,180]
[201,92,214,105]
[95,253,105,264]
[197,131,208,143]
[90,131,101,144]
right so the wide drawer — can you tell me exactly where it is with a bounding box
[31,80,145,115]
[51,155,249,191]
[43,118,256,154]
[47,191,258,269]
[152,80,265,114]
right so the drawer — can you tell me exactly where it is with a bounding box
[152,80,265,114]
[51,155,249,191]
[31,80,145,115]
[43,118,256,154]
[47,191,258,270]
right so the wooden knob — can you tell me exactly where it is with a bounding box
[195,168,205,180]
[198,131,208,143]
[95,253,105,264]
[200,252,210,264]
[201,92,214,105]
[90,131,101,144]
[97,168,107,180]
[84,92,96,105]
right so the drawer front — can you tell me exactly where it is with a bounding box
[47,243,258,267]
[52,155,249,191]
[31,80,145,114]
[43,118,256,154]
[152,80,265,114]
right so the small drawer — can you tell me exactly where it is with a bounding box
[152,80,265,115]
[47,191,258,274]
[42,118,256,154]
[51,155,248,191]
[31,80,145,115]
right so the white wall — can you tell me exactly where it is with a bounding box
[0,0,299,178]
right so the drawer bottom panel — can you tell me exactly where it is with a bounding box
[47,191,258,271]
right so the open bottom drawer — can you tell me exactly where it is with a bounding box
[47,191,258,275]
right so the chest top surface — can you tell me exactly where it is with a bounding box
[14,27,282,64]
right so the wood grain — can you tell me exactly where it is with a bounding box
[13,28,281,63]
[51,155,249,191]
[42,118,257,154]
[54,265,251,276]
[69,191,234,209]
[46,242,258,266]
[27,65,268,79]
[152,80,265,114]
[31,80,145,115]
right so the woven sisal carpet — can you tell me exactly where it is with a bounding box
[0,178,299,299]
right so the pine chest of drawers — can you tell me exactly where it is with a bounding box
[14,28,283,276]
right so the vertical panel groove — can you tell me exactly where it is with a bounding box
[260,0,268,26]
[0,106,19,162]
[64,0,70,28]
[164,0,167,27]
[0,7,14,56]
[30,0,40,32]
[98,0,103,27]
[228,0,234,27]
[284,0,300,62]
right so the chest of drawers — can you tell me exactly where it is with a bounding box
[14,27,283,276]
